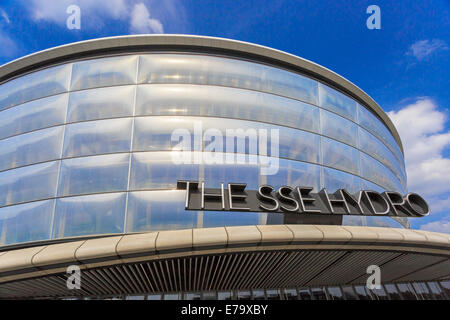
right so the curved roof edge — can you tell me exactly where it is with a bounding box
[0,34,404,154]
[1,225,449,288]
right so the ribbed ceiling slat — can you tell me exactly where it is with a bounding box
[0,249,448,299]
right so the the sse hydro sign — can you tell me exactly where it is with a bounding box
[177,180,429,217]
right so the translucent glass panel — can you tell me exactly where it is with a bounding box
[133,116,320,164]
[70,55,138,91]
[0,126,64,171]
[277,127,320,163]
[320,109,358,147]
[130,151,321,192]
[58,153,129,197]
[267,159,321,191]
[359,127,406,187]
[135,84,320,133]
[0,199,54,245]
[358,103,404,164]
[204,211,262,228]
[126,190,197,232]
[202,156,261,190]
[126,190,262,233]
[138,54,319,105]
[67,85,135,122]
[342,215,367,227]
[360,152,404,193]
[0,94,68,140]
[361,178,385,193]
[0,64,71,111]
[52,192,126,238]
[322,137,360,175]
[323,167,362,193]
[133,117,203,152]
[343,210,407,228]
[0,161,59,207]
[62,118,132,158]
[319,83,356,121]
[130,152,199,190]
[365,216,404,228]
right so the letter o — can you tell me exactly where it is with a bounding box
[404,193,430,217]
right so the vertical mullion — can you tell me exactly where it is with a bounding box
[123,55,139,234]
[49,62,73,239]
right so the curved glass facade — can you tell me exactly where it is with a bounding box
[0,53,408,246]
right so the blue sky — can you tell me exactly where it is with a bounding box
[0,0,449,232]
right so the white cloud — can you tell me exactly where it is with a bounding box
[130,3,163,34]
[420,218,450,234]
[406,39,448,61]
[29,0,128,22]
[421,196,450,219]
[0,8,10,24]
[389,99,450,165]
[25,0,129,30]
[388,99,450,217]
[23,0,174,33]
[20,0,194,34]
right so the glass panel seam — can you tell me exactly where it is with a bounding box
[359,125,406,174]
[356,120,368,226]
[0,66,72,113]
[317,82,356,122]
[0,114,403,185]
[318,97,324,190]
[0,54,401,157]
[0,83,136,116]
[0,149,402,203]
[1,81,399,155]
[0,174,395,211]
[124,58,140,233]
[0,146,404,196]
[49,63,73,240]
[0,84,402,163]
